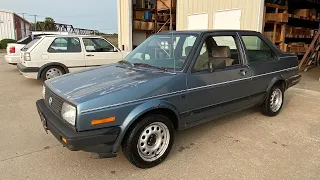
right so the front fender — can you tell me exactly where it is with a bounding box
[112,99,180,152]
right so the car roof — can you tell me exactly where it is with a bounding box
[41,34,103,38]
[156,29,259,35]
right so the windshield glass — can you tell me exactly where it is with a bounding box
[124,34,199,71]
[21,37,41,51]
[17,36,31,44]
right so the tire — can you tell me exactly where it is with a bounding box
[260,85,284,116]
[122,114,175,169]
[41,66,65,82]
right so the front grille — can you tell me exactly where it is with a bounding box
[44,86,64,116]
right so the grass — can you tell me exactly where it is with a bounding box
[103,35,118,47]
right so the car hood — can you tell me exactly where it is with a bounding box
[46,64,184,105]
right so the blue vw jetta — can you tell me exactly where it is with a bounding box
[36,30,301,168]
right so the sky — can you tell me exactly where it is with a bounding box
[1,0,118,33]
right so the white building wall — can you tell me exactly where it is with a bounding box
[177,0,264,32]
[118,0,132,52]
[0,10,15,41]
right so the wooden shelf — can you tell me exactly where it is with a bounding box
[265,3,288,10]
[134,8,155,12]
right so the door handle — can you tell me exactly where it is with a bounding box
[86,54,94,57]
[239,69,247,76]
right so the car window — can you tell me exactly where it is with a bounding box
[193,35,241,72]
[17,36,32,44]
[21,37,42,51]
[241,35,277,63]
[48,37,82,53]
[83,38,115,52]
[124,34,199,70]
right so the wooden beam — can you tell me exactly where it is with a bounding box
[299,30,320,69]
[265,3,288,10]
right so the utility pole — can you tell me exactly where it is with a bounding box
[29,14,39,31]
[18,13,28,19]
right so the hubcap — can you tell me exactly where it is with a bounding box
[46,68,62,80]
[270,88,283,112]
[137,122,170,162]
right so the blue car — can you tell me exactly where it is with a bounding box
[36,30,301,168]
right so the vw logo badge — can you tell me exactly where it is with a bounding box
[49,97,53,106]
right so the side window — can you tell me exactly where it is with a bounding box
[241,35,277,63]
[83,38,115,52]
[48,37,81,53]
[193,35,241,72]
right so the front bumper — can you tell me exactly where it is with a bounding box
[286,74,301,89]
[5,55,20,65]
[36,99,120,154]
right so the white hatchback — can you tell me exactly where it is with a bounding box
[17,35,127,81]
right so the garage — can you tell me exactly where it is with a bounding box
[118,0,320,74]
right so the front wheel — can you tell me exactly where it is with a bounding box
[122,114,174,168]
[260,85,284,116]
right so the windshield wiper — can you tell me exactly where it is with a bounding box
[118,60,134,67]
[133,63,168,72]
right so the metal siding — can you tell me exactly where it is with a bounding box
[118,0,132,51]
[177,0,262,31]
[0,10,15,40]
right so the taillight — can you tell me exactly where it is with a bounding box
[9,46,15,54]
[24,52,31,61]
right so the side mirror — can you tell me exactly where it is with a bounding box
[113,47,118,52]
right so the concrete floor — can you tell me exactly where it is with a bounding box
[0,53,320,180]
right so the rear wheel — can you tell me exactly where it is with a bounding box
[260,85,284,116]
[41,66,65,82]
[122,114,174,169]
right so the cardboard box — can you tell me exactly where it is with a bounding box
[134,20,141,30]
[264,31,280,41]
[135,11,145,19]
[157,0,176,10]
[157,23,169,31]
[265,13,288,22]
[294,9,310,17]
[141,21,154,30]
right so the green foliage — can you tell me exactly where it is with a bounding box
[0,39,17,49]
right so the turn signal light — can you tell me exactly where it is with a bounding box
[61,137,67,143]
[91,117,116,125]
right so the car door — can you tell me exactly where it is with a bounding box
[82,37,123,68]
[238,32,290,97]
[185,32,253,125]
[47,37,85,73]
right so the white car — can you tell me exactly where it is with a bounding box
[5,31,70,65]
[17,35,128,81]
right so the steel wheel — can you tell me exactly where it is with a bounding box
[270,88,283,113]
[45,68,63,80]
[137,122,170,162]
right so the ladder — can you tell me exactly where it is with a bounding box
[298,30,320,71]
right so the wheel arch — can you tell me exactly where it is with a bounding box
[266,75,286,93]
[37,62,69,79]
[112,99,180,153]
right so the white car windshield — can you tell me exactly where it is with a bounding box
[123,33,199,71]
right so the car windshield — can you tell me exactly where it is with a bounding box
[123,33,199,71]
[21,37,41,51]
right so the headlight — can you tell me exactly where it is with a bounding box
[61,102,76,126]
[42,85,46,99]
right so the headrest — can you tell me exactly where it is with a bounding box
[212,46,231,58]
[185,46,193,56]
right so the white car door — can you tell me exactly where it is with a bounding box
[82,37,123,67]
[47,37,85,72]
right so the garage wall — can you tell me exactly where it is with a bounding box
[0,10,15,41]
[176,0,264,31]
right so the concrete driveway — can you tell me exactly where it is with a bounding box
[0,53,320,180]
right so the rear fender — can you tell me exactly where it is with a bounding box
[266,75,286,93]
[112,99,180,152]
